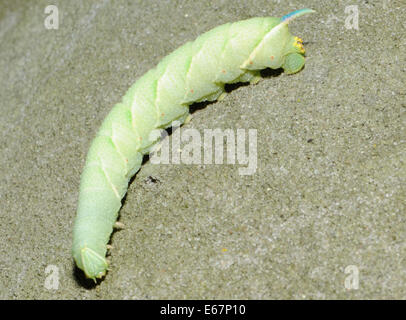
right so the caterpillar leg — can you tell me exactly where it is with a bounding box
[106,258,112,269]
[114,221,125,229]
[250,75,262,85]
[217,92,228,101]
[184,114,193,125]
[282,52,305,74]
[204,88,225,102]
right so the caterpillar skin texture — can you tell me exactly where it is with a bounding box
[72,9,315,280]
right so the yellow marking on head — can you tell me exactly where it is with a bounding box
[293,38,305,54]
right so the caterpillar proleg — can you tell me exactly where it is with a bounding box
[72,9,315,280]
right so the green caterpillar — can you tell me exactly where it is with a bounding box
[72,9,315,281]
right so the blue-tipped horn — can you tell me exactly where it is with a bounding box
[281,8,315,24]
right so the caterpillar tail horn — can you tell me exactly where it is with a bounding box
[279,9,315,74]
[281,8,316,24]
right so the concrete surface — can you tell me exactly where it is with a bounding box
[0,0,405,299]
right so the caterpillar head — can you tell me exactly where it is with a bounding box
[76,246,108,281]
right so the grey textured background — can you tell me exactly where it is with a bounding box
[0,0,405,299]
